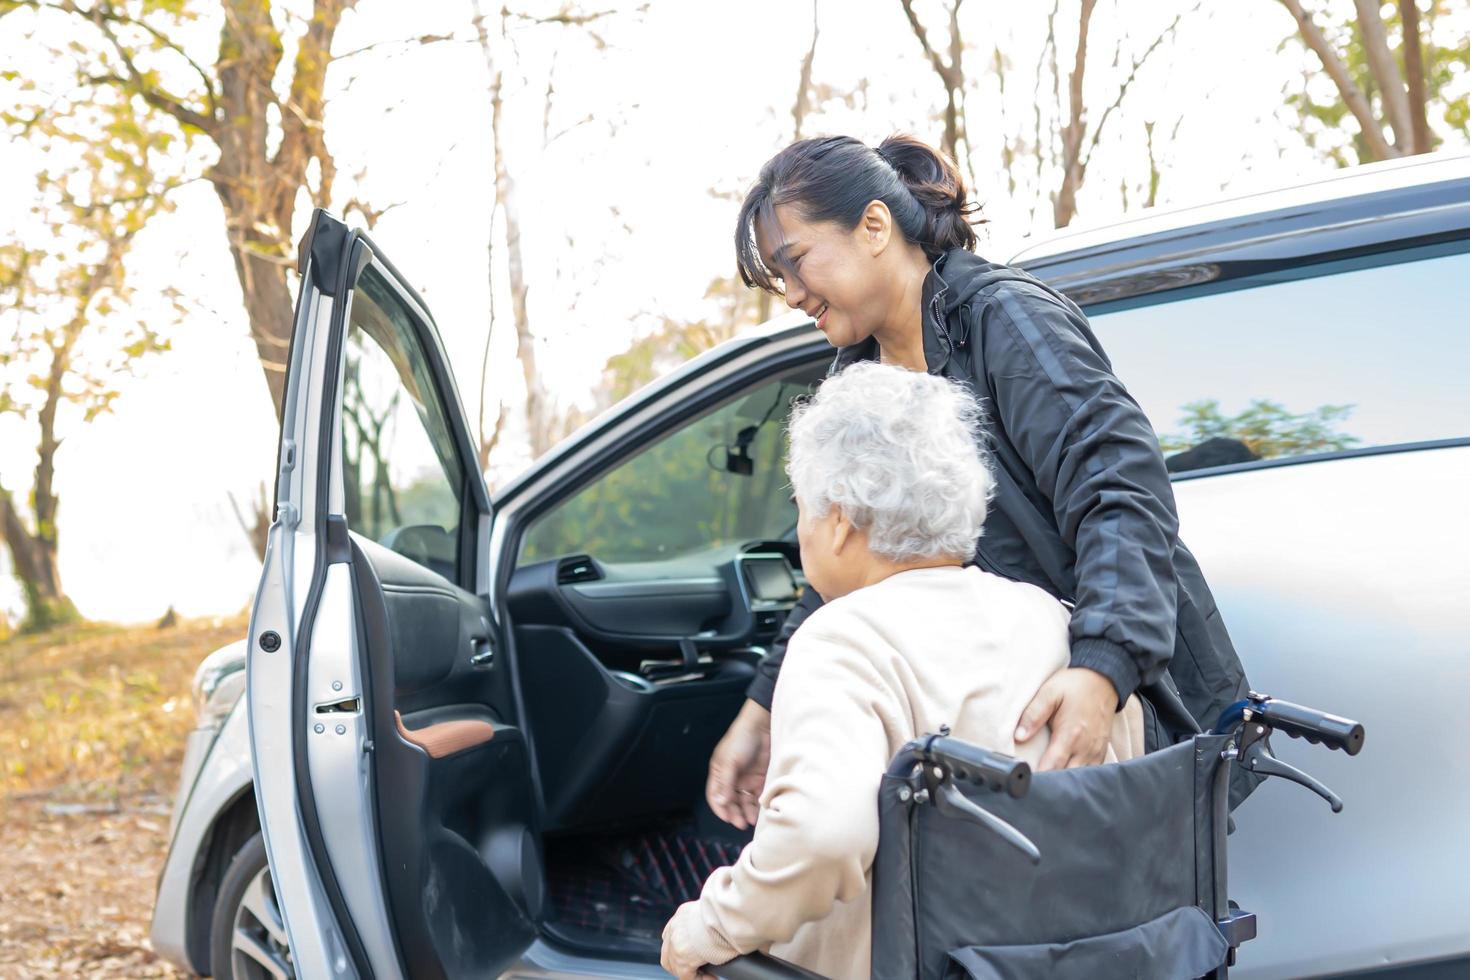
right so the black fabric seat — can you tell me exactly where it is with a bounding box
[871,735,1236,980]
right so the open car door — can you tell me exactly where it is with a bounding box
[247,210,541,979]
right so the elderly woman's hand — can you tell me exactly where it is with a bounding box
[1015,667,1117,769]
[661,906,715,979]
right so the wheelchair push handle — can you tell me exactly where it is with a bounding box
[1252,697,1364,756]
[925,735,1032,799]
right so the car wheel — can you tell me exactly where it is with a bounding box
[209,832,294,979]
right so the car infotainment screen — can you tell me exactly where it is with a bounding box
[744,556,798,602]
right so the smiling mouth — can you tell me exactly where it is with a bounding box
[813,304,829,328]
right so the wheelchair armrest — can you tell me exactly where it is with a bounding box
[705,952,828,980]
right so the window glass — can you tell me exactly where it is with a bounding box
[1089,249,1470,474]
[519,376,812,565]
[341,266,464,580]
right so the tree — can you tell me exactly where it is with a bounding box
[903,0,1191,229]
[470,1,644,469]
[899,0,979,191]
[596,275,769,410]
[4,0,377,556]
[1277,0,1470,165]
[0,102,175,630]
[4,0,363,417]
[1160,398,1360,460]
[1035,0,1193,228]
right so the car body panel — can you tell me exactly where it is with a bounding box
[1178,446,1470,979]
[150,694,256,971]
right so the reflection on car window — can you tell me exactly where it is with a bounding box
[342,266,464,580]
[519,377,812,565]
[1090,248,1470,474]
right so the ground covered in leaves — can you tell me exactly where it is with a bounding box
[0,614,247,977]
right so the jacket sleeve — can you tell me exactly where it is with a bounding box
[665,625,891,964]
[979,283,1181,705]
[744,585,825,710]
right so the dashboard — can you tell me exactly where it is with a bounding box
[505,541,806,830]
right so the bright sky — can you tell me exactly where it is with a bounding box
[0,0,1454,624]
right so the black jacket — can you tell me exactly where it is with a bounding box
[749,250,1252,771]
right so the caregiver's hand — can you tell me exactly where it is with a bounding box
[706,699,770,830]
[1015,667,1117,770]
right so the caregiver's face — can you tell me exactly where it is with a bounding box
[756,203,885,350]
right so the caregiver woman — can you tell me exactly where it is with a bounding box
[708,134,1256,829]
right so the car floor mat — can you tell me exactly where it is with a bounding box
[544,823,746,940]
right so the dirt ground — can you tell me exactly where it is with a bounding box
[0,615,248,978]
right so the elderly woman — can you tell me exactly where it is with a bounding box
[661,363,1144,979]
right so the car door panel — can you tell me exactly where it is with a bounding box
[511,622,753,831]
[1184,447,1470,978]
[250,210,539,980]
[347,449,539,980]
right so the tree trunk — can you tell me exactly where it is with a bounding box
[792,0,819,141]
[472,3,555,460]
[0,488,76,632]
[1,348,78,632]
[1053,0,1097,228]
[1353,0,1413,150]
[207,0,354,424]
[1399,0,1432,154]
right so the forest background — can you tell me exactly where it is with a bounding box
[1,0,1467,633]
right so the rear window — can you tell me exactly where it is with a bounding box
[1087,246,1470,474]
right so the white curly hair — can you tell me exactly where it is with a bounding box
[786,361,995,562]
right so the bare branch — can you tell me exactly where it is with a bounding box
[81,2,218,135]
[506,7,620,28]
[40,0,221,115]
[899,0,964,161]
[899,0,952,84]
[335,33,461,61]
[1080,3,1196,171]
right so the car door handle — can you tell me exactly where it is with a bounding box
[469,636,494,667]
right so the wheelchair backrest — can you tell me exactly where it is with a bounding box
[872,734,1234,979]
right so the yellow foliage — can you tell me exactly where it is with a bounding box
[0,614,247,803]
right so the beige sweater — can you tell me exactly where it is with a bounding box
[665,565,1145,979]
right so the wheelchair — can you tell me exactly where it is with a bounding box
[710,692,1365,980]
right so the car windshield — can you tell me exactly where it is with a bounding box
[518,372,818,566]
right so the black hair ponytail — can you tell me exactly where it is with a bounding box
[735,134,983,293]
[874,134,982,256]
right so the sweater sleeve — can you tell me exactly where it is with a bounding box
[665,624,895,966]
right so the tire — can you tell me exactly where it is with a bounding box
[208,832,295,979]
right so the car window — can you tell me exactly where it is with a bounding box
[518,376,812,565]
[1088,247,1470,475]
[341,265,465,580]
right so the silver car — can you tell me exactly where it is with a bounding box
[151,151,1470,979]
